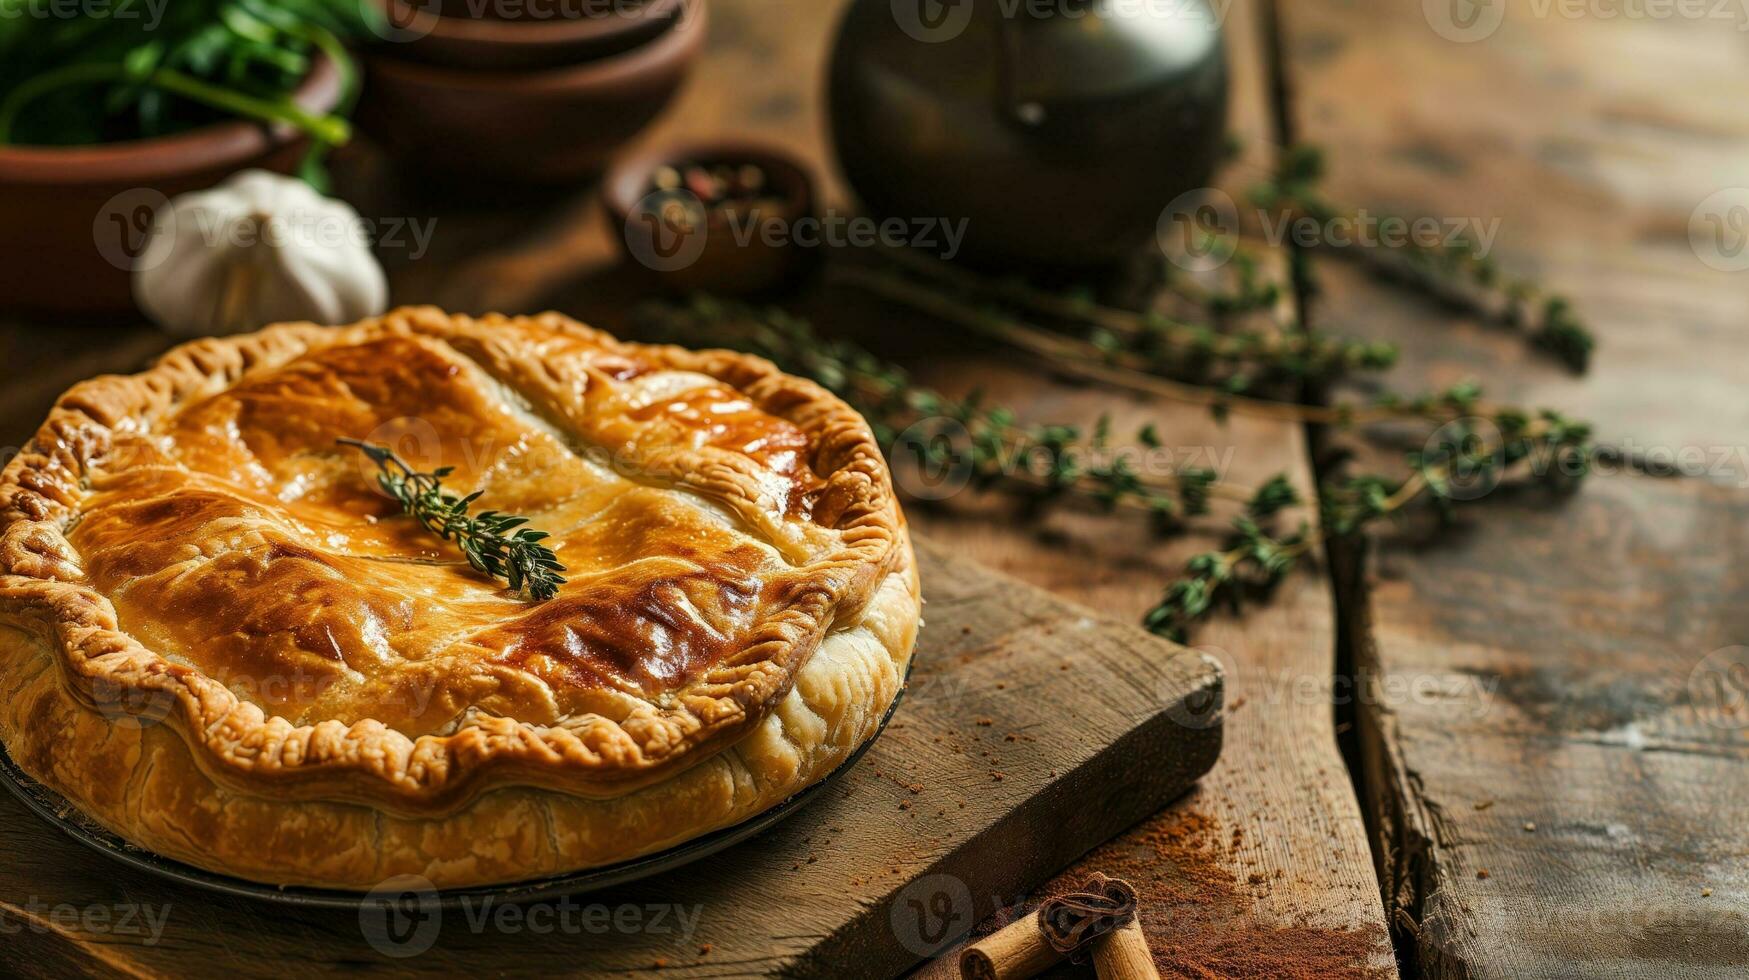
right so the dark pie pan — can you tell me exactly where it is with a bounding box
[0,674,906,910]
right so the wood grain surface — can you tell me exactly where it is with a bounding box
[362,0,1401,968]
[886,2,1398,974]
[0,0,1404,976]
[1279,1,1749,976]
[0,539,1220,978]
[21,0,1742,976]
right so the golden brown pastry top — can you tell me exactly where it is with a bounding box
[0,309,904,812]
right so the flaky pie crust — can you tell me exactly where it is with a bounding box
[0,308,919,889]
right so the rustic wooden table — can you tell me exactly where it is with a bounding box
[1276,3,1749,976]
[0,1,1744,977]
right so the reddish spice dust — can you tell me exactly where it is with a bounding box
[932,794,1392,980]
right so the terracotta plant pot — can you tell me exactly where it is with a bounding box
[358,0,706,186]
[0,56,344,320]
[378,0,686,71]
[603,140,816,294]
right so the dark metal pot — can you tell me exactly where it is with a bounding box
[828,0,1228,268]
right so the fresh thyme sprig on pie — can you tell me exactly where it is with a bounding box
[338,438,566,600]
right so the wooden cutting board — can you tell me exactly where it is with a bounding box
[0,536,1221,978]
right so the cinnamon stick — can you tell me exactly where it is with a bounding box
[1091,919,1161,980]
[958,914,1062,980]
[1037,873,1138,956]
[957,874,1144,980]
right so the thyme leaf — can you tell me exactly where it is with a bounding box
[634,297,1263,529]
[338,439,566,602]
[639,296,1595,644]
[1250,143,1595,373]
[1143,407,1593,641]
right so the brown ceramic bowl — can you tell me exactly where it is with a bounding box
[603,140,816,294]
[378,0,686,71]
[0,56,344,319]
[358,0,706,186]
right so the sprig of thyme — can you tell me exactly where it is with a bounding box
[856,249,1399,395]
[638,296,1594,643]
[1144,407,1593,641]
[338,439,566,600]
[1143,480,1310,642]
[1250,144,1595,373]
[833,262,1520,429]
[633,297,1256,528]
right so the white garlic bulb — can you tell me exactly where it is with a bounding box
[134,170,388,337]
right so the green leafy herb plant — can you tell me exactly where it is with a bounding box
[0,0,375,179]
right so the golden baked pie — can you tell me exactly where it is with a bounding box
[0,308,919,890]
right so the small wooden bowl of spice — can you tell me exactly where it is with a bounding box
[604,141,816,294]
